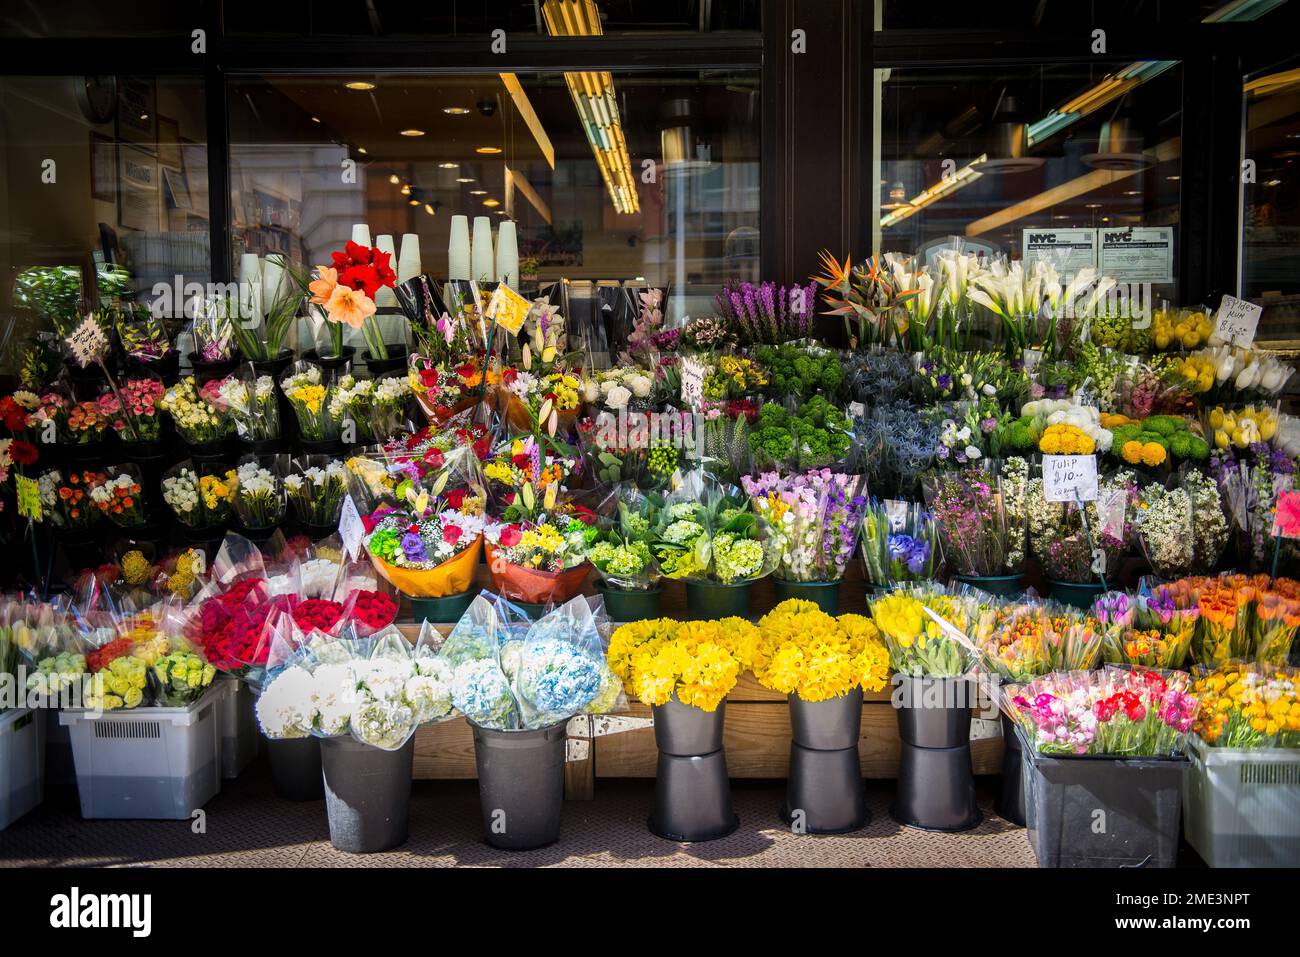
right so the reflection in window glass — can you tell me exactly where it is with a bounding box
[227,70,760,336]
[880,0,1238,30]
[0,75,208,373]
[873,63,1182,304]
[1242,61,1300,348]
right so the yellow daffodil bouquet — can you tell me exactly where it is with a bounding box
[754,599,890,702]
[869,585,979,678]
[607,616,764,712]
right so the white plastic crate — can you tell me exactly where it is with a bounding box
[60,683,227,820]
[0,707,45,829]
[1184,733,1300,868]
[217,676,259,779]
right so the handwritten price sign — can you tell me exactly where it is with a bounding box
[1213,294,1263,348]
[1043,454,1099,503]
[680,356,708,410]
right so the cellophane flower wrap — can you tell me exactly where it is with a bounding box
[189,301,236,362]
[484,510,595,605]
[922,464,1027,577]
[38,467,106,531]
[754,599,890,702]
[212,367,282,442]
[162,459,234,528]
[1190,660,1300,749]
[160,377,233,445]
[505,595,624,728]
[230,455,288,530]
[860,499,940,587]
[1003,667,1199,757]
[743,469,868,583]
[1095,586,1198,669]
[650,475,780,585]
[89,465,148,529]
[975,598,1103,683]
[150,649,218,707]
[586,483,662,592]
[869,584,979,678]
[285,455,348,527]
[1132,471,1228,580]
[437,594,520,729]
[99,374,165,443]
[1026,466,1137,583]
[280,361,345,441]
[606,615,764,712]
[365,374,414,441]
[1170,574,1300,666]
[360,438,489,599]
[114,307,174,364]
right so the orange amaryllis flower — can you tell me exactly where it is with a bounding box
[308,266,338,305]
[325,284,376,329]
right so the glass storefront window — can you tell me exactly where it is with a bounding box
[226,70,760,334]
[1241,59,1300,349]
[880,1,1251,30]
[872,62,1183,303]
[0,75,208,373]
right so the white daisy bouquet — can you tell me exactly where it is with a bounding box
[230,455,288,530]
[285,456,349,528]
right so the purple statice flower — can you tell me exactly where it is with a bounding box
[401,532,428,563]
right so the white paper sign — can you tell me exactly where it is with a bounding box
[338,494,366,561]
[1043,454,1099,503]
[848,401,866,418]
[1098,226,1174,284]
[883,499,910,533]
[1213,294,1263,347]
[680,356,707,409]
[1021,227,1098,277]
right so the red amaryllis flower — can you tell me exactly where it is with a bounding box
[9,440,37,466]
[499,524,522,548]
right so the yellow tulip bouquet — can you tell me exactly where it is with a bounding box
[754,599,890,702]
[607,616,764,712]
[868,585,978,677]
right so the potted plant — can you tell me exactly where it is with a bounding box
[162,460,234,549]
[357,438,489,624]
[922,460,1028,597]
[441,594,622,850]
[258,625,453,852]
[860,499,940,595]
[754,600,890,833]
[1003,667,1198,867]
[608,615,760,841]
[744,469,868,614]
[159,377,235,464]
[1184,661,1300,867]
[653,477,780,619]
[871,584,983,831]
[975,601,1103,825]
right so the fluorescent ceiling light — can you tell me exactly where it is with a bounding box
[542,0,641,214]
[476,146,502,154]
[400,129,425,137]
[442,106,471,115]
[1202,0,1288,22]
[500,73,557,170]
[880,155,986,228]
[1026,61,1176,146]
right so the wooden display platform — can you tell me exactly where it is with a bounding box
[399,561,1006,799]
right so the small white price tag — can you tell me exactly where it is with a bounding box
[338,494,365,561]
[1022,348,1043,373]
[1213,294,1262,347]
[1043,454,1098,503]
[848,401,866,418]
[680,356,707,409]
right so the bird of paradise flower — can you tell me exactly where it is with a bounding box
[813,250,920,350]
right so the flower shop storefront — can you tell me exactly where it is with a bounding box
[1,1,1300,874]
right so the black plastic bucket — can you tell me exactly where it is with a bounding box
[267,735,324,801]
[472,720,568,851]
[320,736,414,853]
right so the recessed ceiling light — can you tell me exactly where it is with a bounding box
[389,174,400,184]
[408,199,420,206]
[1166,175,1181,181]
[482,198,500,207]
[635,276,646,282]
[1085,203,1102,208]
[1266,178,1283,186]
[140,113,149,121]
[438,162,459,169]
[345,81,376,91]
[357,146,367,154]
[1101,216,1110,222]
[424,204,436,215]
[311,116,321,123]
[456,177,474,183]
[469,189,487,195]
[1122,190,1140,195]
[476,146,502,155]
[400,129,425,137]
[443,107,471,115]
[400,185,411,195]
